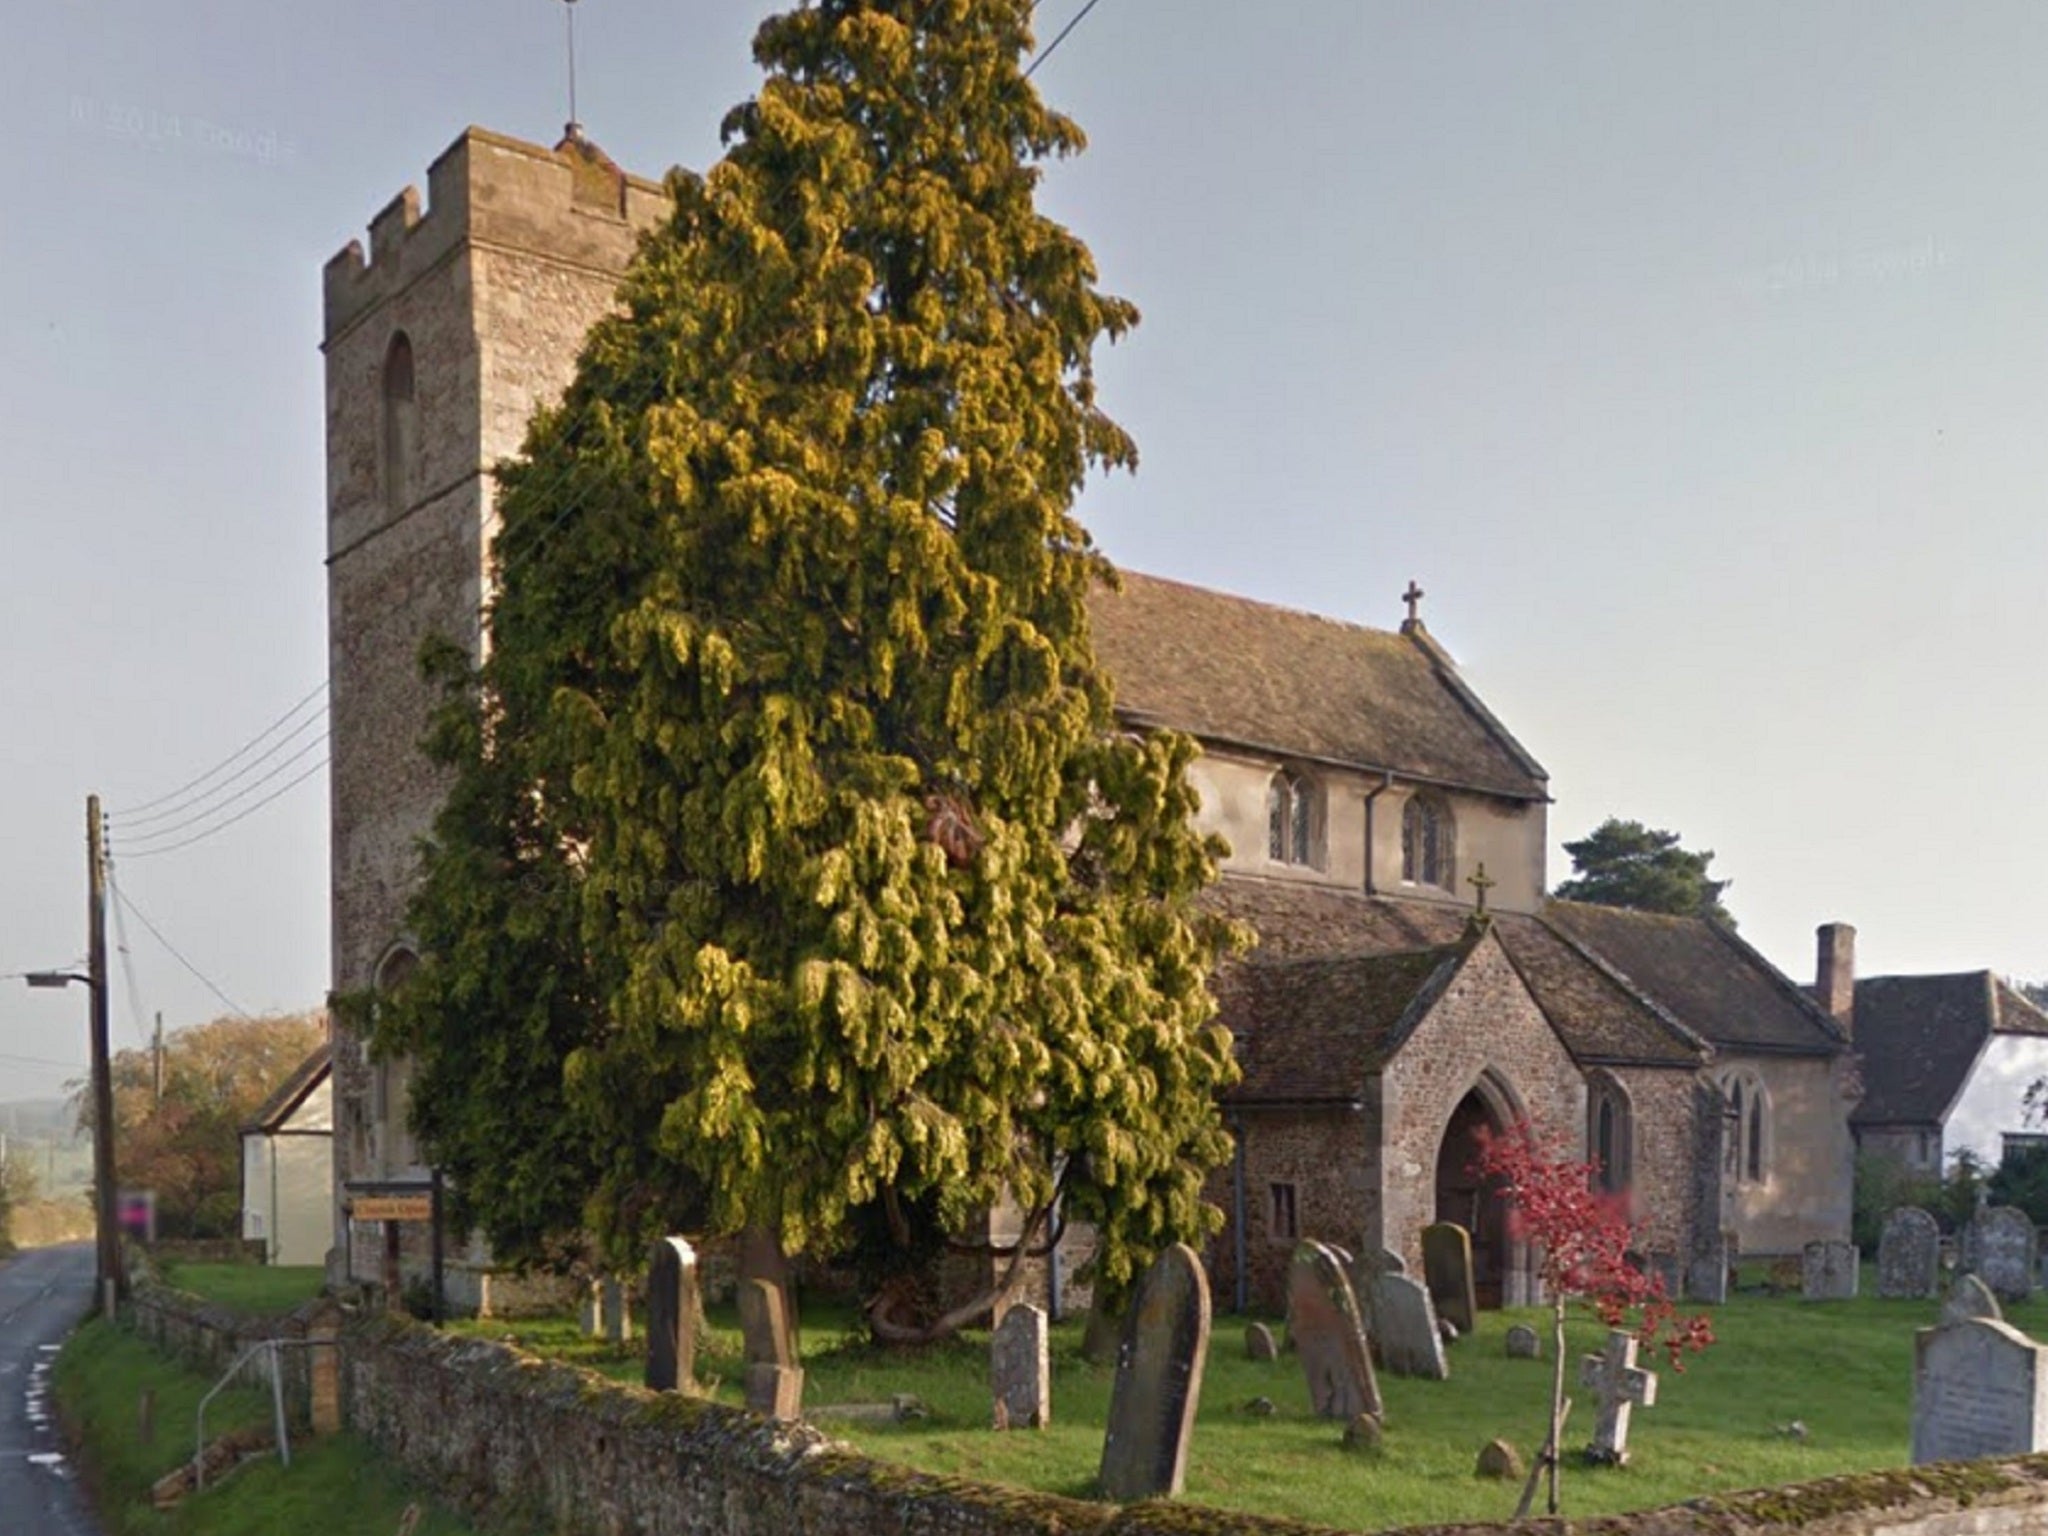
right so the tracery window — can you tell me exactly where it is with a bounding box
[1266,769,1319,867]
[1269,1182,1299,1242]
[1401,791,1455,890]
[1718,1069,1770,1184]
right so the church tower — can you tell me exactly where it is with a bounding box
[322,126,666,1285]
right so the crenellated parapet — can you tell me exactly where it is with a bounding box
[322,126,670,340]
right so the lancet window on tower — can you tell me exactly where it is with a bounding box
[381,332,419,513]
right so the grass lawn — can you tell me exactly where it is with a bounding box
[55,1318,478,1536]
[454,1272,2048,1532]
[157,1263,326,1316]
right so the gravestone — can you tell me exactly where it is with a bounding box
[1879,1207,1941,1299]
[1421,1223,1477,1337]
[991,1303,1050,1430]
[644,1237,698,1394]
[1912,1316,2048,1464]
[1802,1240,1859,1301]
[1505,1324,1540,1360]
[579,1278,604,1337]
[739,1277,803,1420]
[1371,1270,1448,1380]
[1966,1207,2037,1302]
[1286,1241,1383,1420]
[1098,1243,1210,1502]
[603,1278,632,1344]
[1943,1273,2003,1325]
[1245,1322,1278,1362]
[1686,1231,1730,1304]
[1346,1247,1404,1357]
[1644,1251,1683,1299]
[1579,1329,1658,1465]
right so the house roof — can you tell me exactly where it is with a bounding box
[1087,572,1549,802]
[241,1044,332,1136]
[1204,878,1707,1081]
[1849,974,2048,1129]
[1540,900,1845,1057]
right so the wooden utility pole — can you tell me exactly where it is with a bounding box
[87,794,123,1314]
[152,1011,164,1109]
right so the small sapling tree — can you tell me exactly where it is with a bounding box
[1473,1119,1714,1516]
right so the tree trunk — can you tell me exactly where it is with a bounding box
[1548,1292,1567,1515]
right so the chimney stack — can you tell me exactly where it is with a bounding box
[1816,922,1856,1036]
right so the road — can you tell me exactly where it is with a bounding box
[0,1243,102,1535]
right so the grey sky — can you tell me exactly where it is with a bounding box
[4,1,2045,1101]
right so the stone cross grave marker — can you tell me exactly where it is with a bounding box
[1372,1270,1448,1380]
[1287,1241,1383,1420]
[644,1236,698,1394]
[1967,1207,2038,1302]
[1943,1273,2003,1325]
[1913,1316,2048,1464]
[1099,1243,1210,1502]
[1802,1239,1859,1301]
[739,1277,803,1421]
[1879,1207,1940,1299]
[1579,1329,1658,1465]
[1421,1223,1477,1338]
[991,1303,1050,1430]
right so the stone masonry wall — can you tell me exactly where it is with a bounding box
[1611,1065,1703,1259]
[1211,1105,1375,1314]
[1726,1051,1857,1256]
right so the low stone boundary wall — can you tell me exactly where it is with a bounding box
[127,1276,328,1415]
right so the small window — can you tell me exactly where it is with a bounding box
[1269,1182,1299,1242]
[1401,792,1455,890]
[382,332,419,513]
[1266,770,1319,867]
[1587,1073,1632,1194]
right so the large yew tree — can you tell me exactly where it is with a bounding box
[381,0,1239,1336]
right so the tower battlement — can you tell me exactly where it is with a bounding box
[322,127,669,339]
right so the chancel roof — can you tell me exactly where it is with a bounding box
[1850,974,2048,1129]
[1088,572,1549,801]
[1541,900,1846,1057]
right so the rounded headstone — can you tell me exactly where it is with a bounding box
[1342,1413,1384,1455]
[1505,1324,1541,1360]
[1245,1322,1278,1362]
[1943,1273,2004,1325]
[1438,1317,1460,1345]
[1475,1438,1523,1479]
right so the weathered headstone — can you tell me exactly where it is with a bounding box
[1966,1207,2037,1302]
[1912,1316,2048,1464]
[1245,1322,1278,1362]
[1505,1324,1541,1360]
[1286,1241,1383,1420]
[739,1277,802,1420]
[579,1277,604,1337]
[1686,1231,1729,1304]
[1346,1247,1404,1357]
[1098,1243,1211,1502]
[1802,1239,1859,1301]
[1421,1223,1477,1337]
[1475,1438,1523,1479]
[1372,1270,1448,1380]
[1643,1251,1683,1299]
[1943,1273,2004,1325]
[1579,1329,1658,1465]
[603,1277,632,1344]
[644,1236,698,1393]
[1879,1207,1941,1299]
[991,1303,1050,1430]
[1082,1298,1123,1367]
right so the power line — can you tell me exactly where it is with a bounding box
[114,706,328,829]
[109,756,327,860]
[105,881,250,1019]
[1025,0,1106,77]
[111,731,330,849]
[0,1050,86,1072]
[108,680,328,819]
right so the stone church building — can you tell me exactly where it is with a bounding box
[322,125,1857,1308]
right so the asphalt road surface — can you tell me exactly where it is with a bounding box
[0,1243,102,1535]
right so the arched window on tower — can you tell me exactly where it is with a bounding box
[1401,791,1455,891]
[1266,769,1320,867]
[382,332,419,513]
[372,944,421,1174]
[1587,1073,1632,1194]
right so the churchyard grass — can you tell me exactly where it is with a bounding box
[54,1317,478,1536]
[455,1272,2048,1531]
[156,1262,325,1315]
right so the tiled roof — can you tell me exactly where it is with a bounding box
[1541,900,1845,1057]
[1849,974,2048,1128]
[1088,572,1549,801]
[1217,945,1466,1103]
[1204,878,1705,1074]
[241,1044,332,1135]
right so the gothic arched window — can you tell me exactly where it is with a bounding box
[1587,1073,1632,1193]
[372,944,421,1173]
[1718,1068,1770,1185]
[1266,770,1319,867]
[1401,791,1455,890]
[381,332,419,513]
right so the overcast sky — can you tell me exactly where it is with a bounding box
[5,1,2047,1103]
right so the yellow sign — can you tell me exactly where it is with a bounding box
[353,1195,432,1223]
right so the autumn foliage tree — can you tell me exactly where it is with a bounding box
[379,0,1241,1338]
[1473,1120,1714,1516]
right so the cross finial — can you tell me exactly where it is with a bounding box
[1402,580,1425,626]
[1468,863,1496,915]
[562,0,583,140]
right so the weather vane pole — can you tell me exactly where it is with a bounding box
[563,0,582,139]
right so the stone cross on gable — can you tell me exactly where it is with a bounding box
[1578,1329,1658,1464]
[1403,580,1425,625]
[1467,863,1496,916]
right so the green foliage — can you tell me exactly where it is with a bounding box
[382,0,1240,1299]
[1554,818,1735,925]
[1988,1144,2048,1228]
[159,1262,326,1317]
[1851,1151,1942,1251]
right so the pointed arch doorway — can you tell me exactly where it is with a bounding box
[1433,1080,1516,1310]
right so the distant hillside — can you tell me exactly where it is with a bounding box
[0,1098,93,1197]
[0,1099,80,1140]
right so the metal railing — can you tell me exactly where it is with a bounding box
[193,1336,334,1490]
